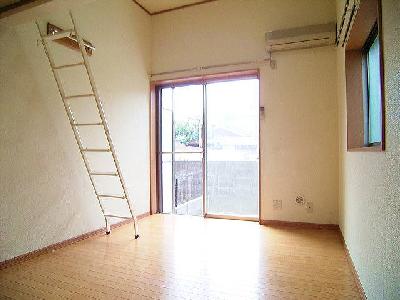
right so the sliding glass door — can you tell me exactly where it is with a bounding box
[206,79,259,218]
[160,85,204,216]
[159,77,259,219]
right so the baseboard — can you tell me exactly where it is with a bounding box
[339,231,367,300]
[0,212,150,270]
[260,219,339,230]
[205,214,259,222]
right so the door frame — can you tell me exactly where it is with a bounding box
[159,85,205,216]
[149,69,261,222]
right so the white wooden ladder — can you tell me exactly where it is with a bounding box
[36,12,139,239]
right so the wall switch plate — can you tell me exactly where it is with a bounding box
[306,201,313,213]
[273,199,282,210]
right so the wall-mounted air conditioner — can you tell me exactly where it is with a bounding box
[265,23,336,53]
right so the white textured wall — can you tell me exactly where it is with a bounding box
[152,0,339,224]
[0,0,151,262]
[336,0,400,298]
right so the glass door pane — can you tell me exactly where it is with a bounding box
[173,85,203,153]
[161,153,173,213]
[160,88,173,214]
[174,153,203,216]
[160,84,204,216]
[161,88,173,153]
[206,79,259,217]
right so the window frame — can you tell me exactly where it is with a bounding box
[344,0,385,152]
[150,69,262,221]
[361,22,382,147]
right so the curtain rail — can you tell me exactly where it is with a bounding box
[150,58,271,78]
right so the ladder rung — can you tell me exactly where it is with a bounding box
[72,122,103,126]
[90,172,118,176]
[44,30,74,40]
[81,148,110,152]
[104,214,131,219]
[37,16,139,239]
[65,94,94,100]
[98,194,126,199]
[54,62,84,70]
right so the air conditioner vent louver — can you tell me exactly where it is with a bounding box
[266,23,336,52]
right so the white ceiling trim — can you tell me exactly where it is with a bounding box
[133,0,218,15]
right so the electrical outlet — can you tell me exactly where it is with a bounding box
[306,201,313,213]
[295,195,305,205]
[273,199,282,210]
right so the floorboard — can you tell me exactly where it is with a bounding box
[0,214,360,299]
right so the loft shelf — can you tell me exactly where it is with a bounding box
[47,23,95,56]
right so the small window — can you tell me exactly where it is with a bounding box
[344,0,384,151]
[363,23,382,145]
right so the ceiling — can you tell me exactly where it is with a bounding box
[135,0,215,14]
[0,0,216,20]
[0,0,22,9]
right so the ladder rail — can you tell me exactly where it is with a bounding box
[70,13,139,238]
[35,21,109,230]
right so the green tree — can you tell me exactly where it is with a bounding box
[175,121,200,146]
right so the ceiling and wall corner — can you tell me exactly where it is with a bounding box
[0,0,27,10]
[0,0,218,24]
[0,0,97,24]
[132,0,217,15]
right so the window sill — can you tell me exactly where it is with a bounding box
[347,144,384,152]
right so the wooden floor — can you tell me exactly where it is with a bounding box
[0,214,360,299]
